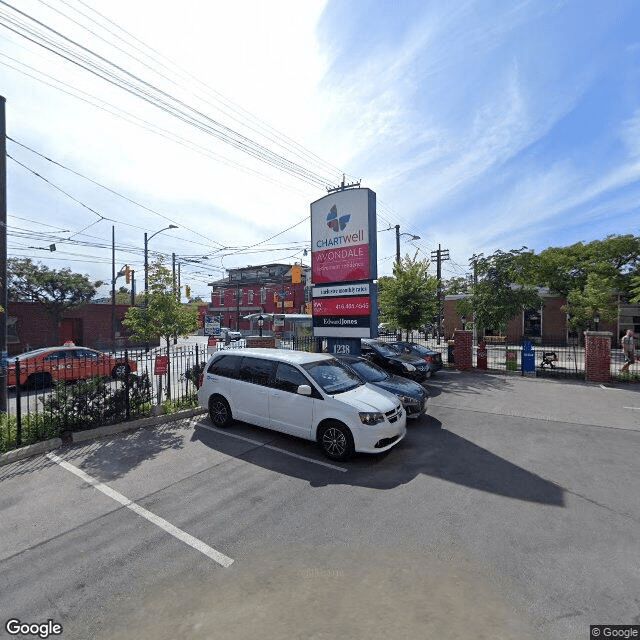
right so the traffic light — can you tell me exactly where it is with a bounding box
[125,265,131,284]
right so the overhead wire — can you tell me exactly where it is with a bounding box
[0,1,344,190]
[0,1,438,283]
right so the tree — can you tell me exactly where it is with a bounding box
[564,273,618,335]
[443,276,472,296]
[531,235,640,337]
[123,259,199,398]
[378,255,438,339]
[469,248,543,336]
[114,287,132,305]
[8,258,103,343]
[534,235,640,297]
[630,273,640,304]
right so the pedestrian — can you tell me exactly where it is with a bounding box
[620,329,636,373]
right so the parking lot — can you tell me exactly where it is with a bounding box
[1,370,639,640]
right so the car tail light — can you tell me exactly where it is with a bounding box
[424,355,434,364]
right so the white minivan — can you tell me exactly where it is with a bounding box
[197,348,406,461]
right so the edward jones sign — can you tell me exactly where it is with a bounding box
[310,189,377,284]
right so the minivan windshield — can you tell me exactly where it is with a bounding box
[303,358,363,394]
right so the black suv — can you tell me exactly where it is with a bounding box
[360,339,430,382]
[388,341,443,378]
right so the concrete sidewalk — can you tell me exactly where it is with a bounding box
[426,369,640,431]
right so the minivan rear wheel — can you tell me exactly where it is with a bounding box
[209,395,232,428]
[319,421,354,461]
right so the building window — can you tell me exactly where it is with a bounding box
[524,309,541,338]
[248,290,254,304]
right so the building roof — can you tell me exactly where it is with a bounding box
[208,263,310,287]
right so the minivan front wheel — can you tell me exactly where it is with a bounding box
[209,395,232,428]
[319,421,354,461]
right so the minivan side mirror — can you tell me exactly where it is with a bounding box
[297,384,312,396]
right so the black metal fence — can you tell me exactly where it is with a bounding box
[2,333,635,454]
[1,345,205,454]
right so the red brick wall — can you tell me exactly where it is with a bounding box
[8,302,137,355]
[584,331,612,382]
[454,330,473,371]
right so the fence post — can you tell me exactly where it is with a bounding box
[124,349,130,420]
[15,357,21,447]
[584,331,612,382]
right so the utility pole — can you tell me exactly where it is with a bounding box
[0,96,7,413]
[111,226,116,349]
[395,225,401,265]
[431,244,450,344]
[326,174,361,193]
[172,253,176,299]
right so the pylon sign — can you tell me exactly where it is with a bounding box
[310,188,377,341]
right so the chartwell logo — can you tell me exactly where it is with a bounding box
[326,205,350,233]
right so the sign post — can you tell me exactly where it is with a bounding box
[310,188,377,355]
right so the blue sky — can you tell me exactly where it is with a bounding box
[1,0,639,298]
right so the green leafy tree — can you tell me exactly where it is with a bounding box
[531,235,640,337]
[564,273,618,334]
[114,287,132,305]
[8,258,103,343]
[630,273,640,303]
[469,248,543,336]
[443,276,472,296]
[123,259,199,398]
[535,235,640,297]
[378,255,438,339]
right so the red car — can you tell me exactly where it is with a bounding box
[8,345,137,388]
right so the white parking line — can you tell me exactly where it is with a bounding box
[623,407,640,410]
[193,421,348,472]
[46,453,234,568]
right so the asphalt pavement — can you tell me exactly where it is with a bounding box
[425,368,640,432]
[2,351,639,640]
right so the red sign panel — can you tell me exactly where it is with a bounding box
[312,296,371,316]
[312,243,370,284]
[154,355,169,375]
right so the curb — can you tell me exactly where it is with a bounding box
[0,438,63,466]
[0,407,208,466]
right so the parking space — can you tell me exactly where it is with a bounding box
[1,373,639,639]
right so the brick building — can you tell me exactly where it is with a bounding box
[6,302,140,355]
[204,263,310,332]
[443,290,626,346]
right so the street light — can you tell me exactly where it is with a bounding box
[461,315,466,330]
[389,225,421,264]
[144,225,178,294]
[594,312,600,331]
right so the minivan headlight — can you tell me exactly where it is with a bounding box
[359,411,385,425]
[402,362,416,372]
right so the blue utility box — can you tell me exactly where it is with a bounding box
[522,341,535,372]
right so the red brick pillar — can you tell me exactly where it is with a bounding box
[584,331,612,383]
[454,330,473,371]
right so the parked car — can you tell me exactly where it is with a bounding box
[219,328,243,341]
[197,348,406,461]
[360,339,430,382]
[337,355,428,419]
[7,345,138,388]
[389,341,443,378]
